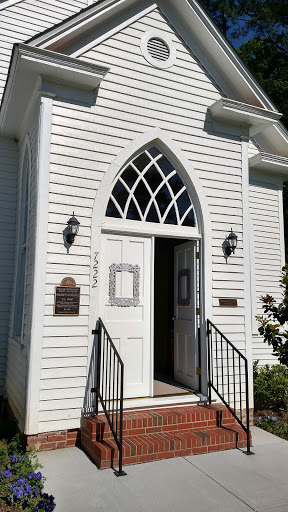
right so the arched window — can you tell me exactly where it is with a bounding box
[106,147,196,227]
[13,144,30,339]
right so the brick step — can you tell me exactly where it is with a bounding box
[81,404,251,469]
[81,423,249,470]
[83,404,238,442]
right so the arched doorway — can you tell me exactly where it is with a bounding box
[98,145,203,401]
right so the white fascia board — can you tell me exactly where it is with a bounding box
[28,0,134,49]
[249,152,288,176]
[0,44,109,137]
[209,98,282,136]
[0,0,23,11]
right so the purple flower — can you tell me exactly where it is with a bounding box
[10,456,17,463]
[28,472,34,480]
[258,416,262,420]
[4,469,12,478]
[36,471,42,480]
[272,416,278,421]
[38,500,45,509]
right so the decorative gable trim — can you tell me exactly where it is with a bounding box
[0,43,109,137]
[209,98,282,136]
[249,152,288,175]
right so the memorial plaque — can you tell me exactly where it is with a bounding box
[54,278,80,315]
[219,298,238,307]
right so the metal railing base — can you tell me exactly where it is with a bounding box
[114,470,127,477]
[242,450,255,456]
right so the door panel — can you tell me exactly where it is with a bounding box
[100,233,152,398]
[174,241,199,389]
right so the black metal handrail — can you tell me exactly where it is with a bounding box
[91,318,126,476]
[207,319,253,454]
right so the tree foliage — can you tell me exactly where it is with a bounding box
[200,0,288,128]
[256,265,288,367]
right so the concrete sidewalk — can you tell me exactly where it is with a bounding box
[37,427,288,512]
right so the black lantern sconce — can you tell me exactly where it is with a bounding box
[65,212,80,246]
[225,228,238,256]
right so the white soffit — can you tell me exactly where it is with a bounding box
[0,44,109,137]
[209,98,282,136]
[249,152,288,176]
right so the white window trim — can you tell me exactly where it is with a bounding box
[12,137,31,343]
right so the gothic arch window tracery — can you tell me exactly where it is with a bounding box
[105,147,196,227]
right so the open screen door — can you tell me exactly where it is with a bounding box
[100,233,152,398]
[174,241,199,390]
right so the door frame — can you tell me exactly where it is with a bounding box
[100,223,201,402]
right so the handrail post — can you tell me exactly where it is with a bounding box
[115,361,126,477]
[244,359,253,455]
[207,320,212,404]
[95,320,101,415]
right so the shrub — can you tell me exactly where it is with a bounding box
[253,363,288,410]
[256,265,288,367]
[0,435,56,511]
[256,414,288,440]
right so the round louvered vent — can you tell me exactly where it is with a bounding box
[141,30,176,69]
[147,37,170,62]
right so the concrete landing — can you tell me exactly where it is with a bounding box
[37,427,288,512]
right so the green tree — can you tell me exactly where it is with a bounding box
[256,265,288,367]
[200,0,288,127]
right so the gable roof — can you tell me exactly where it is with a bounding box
[2,0,288,155]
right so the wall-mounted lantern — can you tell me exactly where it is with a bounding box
[225,228,238,256]
[65,212,80,246]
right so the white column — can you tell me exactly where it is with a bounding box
[24,94,53,435]
[241,135,254,409]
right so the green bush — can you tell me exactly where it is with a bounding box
[253,363,288,410]
[256,414,288,440]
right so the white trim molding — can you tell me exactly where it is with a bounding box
[24,94,52,436]
[241,135,254,408]
[209,98,282,137]
[0,44,109,137]
[249,152,288,176]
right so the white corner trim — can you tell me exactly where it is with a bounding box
[249,152,288,175]
[241,136,254,407]
[24,95,52,436]
[140,30,176,69]
[209,98,282,136]
[278,186,285,269]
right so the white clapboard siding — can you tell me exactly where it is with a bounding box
[249,177,283,365]
[0,136,17,394]
[0,0,87,103]
[34,6,249,432]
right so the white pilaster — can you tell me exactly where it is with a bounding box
[241,135,254,408]
[24,94,53,435]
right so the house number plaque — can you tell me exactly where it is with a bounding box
[54,277,80,316]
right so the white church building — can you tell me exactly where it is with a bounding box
[0,0,287,467]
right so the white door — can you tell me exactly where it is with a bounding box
[100,233,152,398]
[174,241,199,390]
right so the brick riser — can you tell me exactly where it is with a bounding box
[81,405,251,470]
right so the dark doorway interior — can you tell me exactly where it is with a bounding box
[154,237,189,385]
